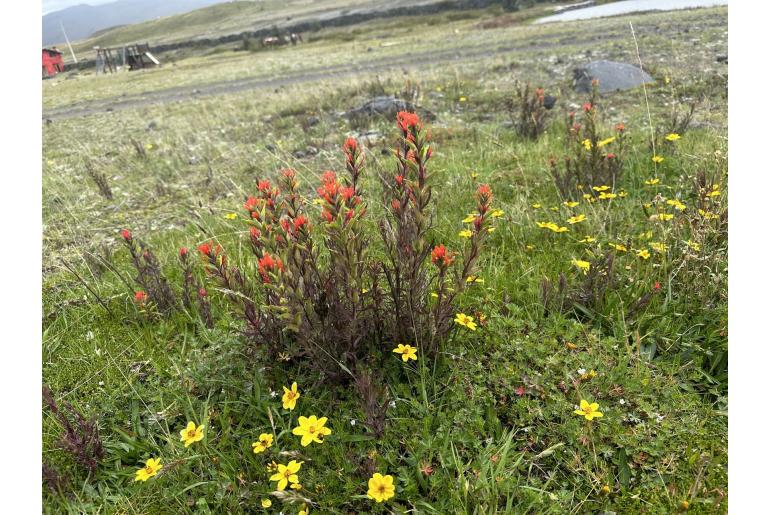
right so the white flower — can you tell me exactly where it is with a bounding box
[577,368,586,376]
[269,390,278,398]
[619,399,626,405]
[350,419,356,426]
[389,400,396,408]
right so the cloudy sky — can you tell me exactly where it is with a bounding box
[43,0,115,15]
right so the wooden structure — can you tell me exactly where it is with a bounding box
[95,43,160,74]
[42,48,65,78]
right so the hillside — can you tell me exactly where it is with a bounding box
[62,0,459,59]
[43,0,230,46]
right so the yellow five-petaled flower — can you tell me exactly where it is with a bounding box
[135,457,162,482]
[571,259,590,274]
[367,473,396,503]
[180,421,205,447]
[282,382,300,410]
[292,415,332,447]
[574,399,603,421]
[392,344,417,362]
[454,313,477,331]
[269,460,303,491]
[252,433,274,454]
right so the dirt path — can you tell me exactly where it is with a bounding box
[42,10,726,121]
[42,34,616,120]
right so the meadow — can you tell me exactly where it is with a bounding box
[42,4,727,513]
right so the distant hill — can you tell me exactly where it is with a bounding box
[42,0,230,46]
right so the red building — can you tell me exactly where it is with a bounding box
[42,48,64,78]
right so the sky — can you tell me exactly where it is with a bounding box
[43,0,115,15]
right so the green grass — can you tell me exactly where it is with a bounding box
[43,5,728,513]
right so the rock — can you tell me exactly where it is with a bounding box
[716,54,727,63]
[306,115,320,126]
[347,96,435,121]
[573,60,654,93]
[292,149,306,159]
[543,95,557,110]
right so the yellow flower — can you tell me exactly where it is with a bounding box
[458,229,473,239]
[282,382,300,410]
[135,457,162,482]
[636,249,651,260]
[292,415,332,447]
[487,227,496,233]
[574,399,603,421]
[261,499,272,508]
[490,209,504,218]
[462,213,478,223]
[266,460,278,473]
[644,178,660,185]
[454,313,477,331]
[392,344,417,362]
[652,155,664,164]
[298,504,309,515]
[608,243,627,252]
[224,213,238,220]
[252,433,274,454]
[618,190,628,198]
[582,139,592,150]
[367,473,396,503]
[579,236,596,243]
[459,96,467,102]
[580,369,597,380]
[651,213,674,221]
[532,203,542,209]
[698,209,719,220]
[466,275,484,284]
[470,171,479,179]
[686,240,701,251]
[550,206,559,212]
[179,421,205,447]
[269,460,302,491]
[667,199,686,211]
[665,133,681,142]
[707,188,721,197]
[571,259,590,274]
[583,193,592,200]
[598,192,617,200]
[592,185,609,192]
[536,222,568,233]
[291,483,303,490]
[597,136,615,147]
[526,244,534,250]
[567,214,586,224]
[563,201,579,208]
[650,241,668,253]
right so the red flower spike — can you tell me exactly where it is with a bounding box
[343,137,358,154]
[396,111,420,132]
[197,243,211,256]
[120,229,132,241]
[134,291,147,303]
[293,215,308,231]
[179,247,188,257]
[198,288,207,297]
[257,180,271,192]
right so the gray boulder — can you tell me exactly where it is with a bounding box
[347,96,434,121]
[573,60,654,93]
